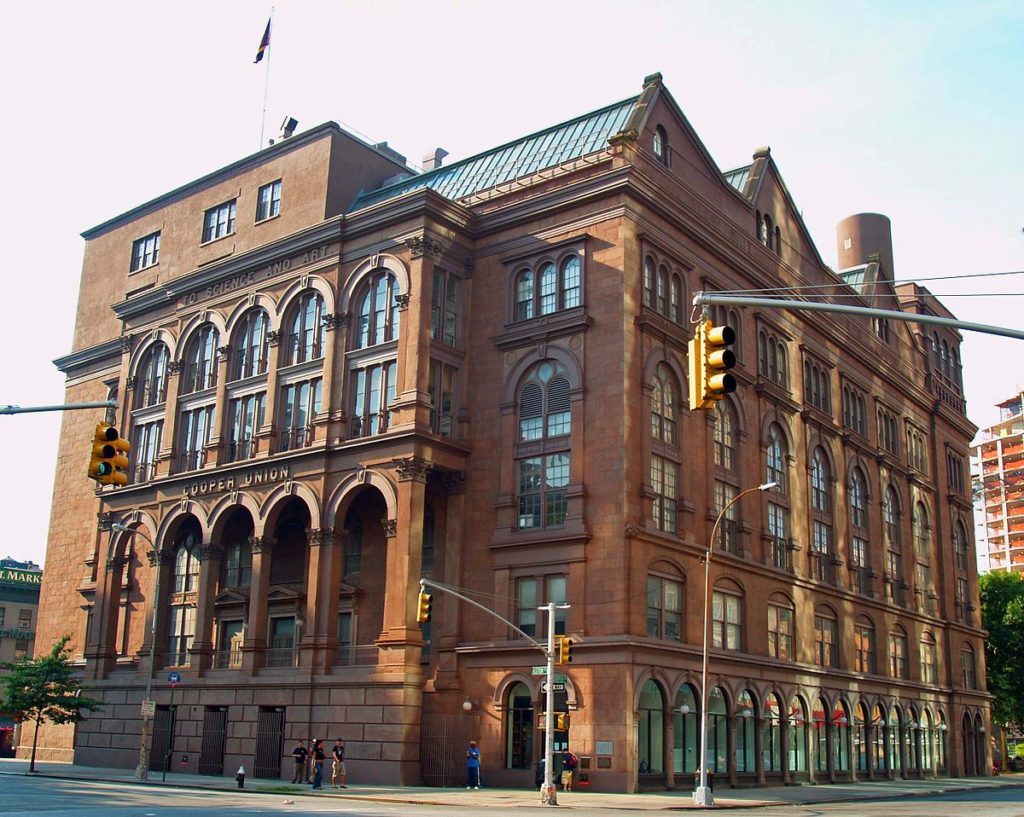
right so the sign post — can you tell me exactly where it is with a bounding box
[163,672,181,782]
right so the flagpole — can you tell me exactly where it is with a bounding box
[258,8,274,150]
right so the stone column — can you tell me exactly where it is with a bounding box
[826,720,836,782]
[664,707,675,789]
[435,471,465,690]
[727,714,738,788]
[258,332,283,452]
[188,544,223,675]
[755,717,767,785]
[210,345,231,462]
[301,527,340,672]
[84,553,127,679]
[376,457,430,666]
[242,536,274,670]
[884,723,894,779]
[781,719,792,785]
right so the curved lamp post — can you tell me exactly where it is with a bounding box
[694,481,777,807]
[111,522,157,781]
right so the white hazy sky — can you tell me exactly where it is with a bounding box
[0,1,1020,565]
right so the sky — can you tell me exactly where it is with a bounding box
[0,0,1020,565]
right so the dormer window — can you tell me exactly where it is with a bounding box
[653,125,669,166]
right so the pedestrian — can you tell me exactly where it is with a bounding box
[290,739,308,783]
[332,737,347,788]
[465,740,481,789]
[560,748,578,792]
[310,739,325,790]
[534,755,546,789]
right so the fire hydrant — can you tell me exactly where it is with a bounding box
[236,766,246,788]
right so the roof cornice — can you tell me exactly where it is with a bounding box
[54,338,122,375]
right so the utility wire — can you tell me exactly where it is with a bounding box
[716,269,1024,296]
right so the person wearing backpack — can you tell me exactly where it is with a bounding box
[560,748,578,792]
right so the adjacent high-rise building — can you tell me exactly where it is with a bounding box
[30,74,990,791]
[973,391,1024,574]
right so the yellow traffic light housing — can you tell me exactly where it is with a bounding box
[556,635,573,664]
[555,713,567,730]
[88,423,130,486]
[688,319,737,410]
[416,590,433,624]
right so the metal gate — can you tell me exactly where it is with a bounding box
[199,707,227,776]
[254,707,285,779]
[420,713,476,787]
[150,706,175,772]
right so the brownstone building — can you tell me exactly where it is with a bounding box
[33,74,990,791]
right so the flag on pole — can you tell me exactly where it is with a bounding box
[254,19,271,63]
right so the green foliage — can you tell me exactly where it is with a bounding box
[0,635,103,727]
[978,571,1024,729]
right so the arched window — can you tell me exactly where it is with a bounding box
[849,467,870,592]
[736,690,756,773]
[517,361,572,530]
[505,682,534,769]
[355,270,400,348]
[646,572,682,640]
[513,253,583,321]
[888,707,903,774]
[757,329,788,388]
[854,615,876,674]
[935,711,948,771]
[920,708,934,773]
[814,606,838,668]
[833,700,850,772]
[708,688,728,773]
[854,703,869,772]
[788,696,808,772]
[712,583,743,651]
[653,125,669,165]
[182,324,219,394]
[766,425,790,569]
[651,363,680,534]
[674,684,699,774]
[920,631,938,684]
[913,501,931,559]
[233,308,270,379]
[638,680,664,775]
[651,364,678,446]
[871,704,886,772]
[764,693,783,772]
[642,256,655,308]
[136,342,169,407]
[885,485,904,603]
[343,510,362,577]
[960,642,977,689]
[713,402,737,472]
[167,524,200,666]
[811,447,835,584]
[767,593,794,659]
[283,291,324,365]
[812,698,828,773]
[766,424,787,491]
[889,625,908,678]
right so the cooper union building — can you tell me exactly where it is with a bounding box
[30,74,990,791]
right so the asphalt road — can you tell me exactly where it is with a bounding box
[1,774,1022,817]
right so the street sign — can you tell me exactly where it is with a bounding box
[532,665,547,675]
[167,671,181,686]
[541,683,565,692]
[141,700,156,718]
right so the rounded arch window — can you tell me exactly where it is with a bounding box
[355,269,400,349]
[135,342,169,408]
[232,308,270,380]
[651,363,679,446]
[850,467,868,528]
[638,680,664,775]
[505,681,534,770]
[653,125,668,164]
[674,684,699,774]
[284,290,325,365]
[518,361,571,441]
[181,324,219,394]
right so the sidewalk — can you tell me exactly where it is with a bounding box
[1,758,1022,810]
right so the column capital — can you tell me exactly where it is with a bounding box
[392,456,432,482]
[105,555,127,572]
[440,470,466,495]
[216,344,232,360]
[381,518,398,538]
[167,360,183,375]
[266,330,281,347]
[199,544,224,562]
[308,527,338,547]
[323,313,348,332]
[97,511,115,532]
[147,549,172,568]
[250,535,275,554]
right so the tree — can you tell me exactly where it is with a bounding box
[978,571,1024,730]
[0,635,103,772]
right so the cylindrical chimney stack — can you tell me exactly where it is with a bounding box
[836,213,894,281]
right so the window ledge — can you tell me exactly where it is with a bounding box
[494,309,590,352]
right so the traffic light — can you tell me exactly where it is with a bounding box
[88,423,130,486]
[556,635,573,664]
[555,713,568,730]
[416,590,433,624]
[688,319,737,410]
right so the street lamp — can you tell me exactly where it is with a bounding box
[111,522,157,781]
[694,481,777,807]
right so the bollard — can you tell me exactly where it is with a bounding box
[236,765,246,788]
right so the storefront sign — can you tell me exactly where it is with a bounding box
[0,568,41,586]
[182,463,291,497]
[0,629,34,640]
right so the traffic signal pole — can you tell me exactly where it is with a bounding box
[0,400,118,415]
[419,578,569,806]
[693,293,1024,341]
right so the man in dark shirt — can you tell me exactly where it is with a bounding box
[290,740,308,783]
[331,738,347,788]
[311,739,326,790]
